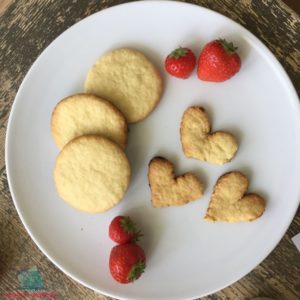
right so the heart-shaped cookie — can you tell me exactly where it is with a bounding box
[204,171,265,222]
[148,157,204,208]
[180,106,238,165]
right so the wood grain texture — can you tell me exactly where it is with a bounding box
[0,0,299,299]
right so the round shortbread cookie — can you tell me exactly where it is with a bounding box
[84,48,163,123]
[51,93,128,149]
[54,135,131,213]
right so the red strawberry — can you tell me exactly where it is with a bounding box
[165,47,196,79]
[109,216,142,244]
[197,39,241,82]
[109,243,146,283]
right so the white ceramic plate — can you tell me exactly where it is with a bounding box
[6,1,300,299]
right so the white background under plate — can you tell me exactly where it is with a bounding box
[5,1,300,300]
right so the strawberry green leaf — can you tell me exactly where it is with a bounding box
[218,38,238,54]
[120,216,136,234]
[132,230,143,243]
[128,260,146,282]
[120,216,143,241]
[170,47,188,59]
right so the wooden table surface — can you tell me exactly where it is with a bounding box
[0,1,299,299]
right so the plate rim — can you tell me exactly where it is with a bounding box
[5,1,300,299]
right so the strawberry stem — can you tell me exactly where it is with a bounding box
[128,261,146,282]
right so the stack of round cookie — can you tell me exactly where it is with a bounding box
[52,48,163,213]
